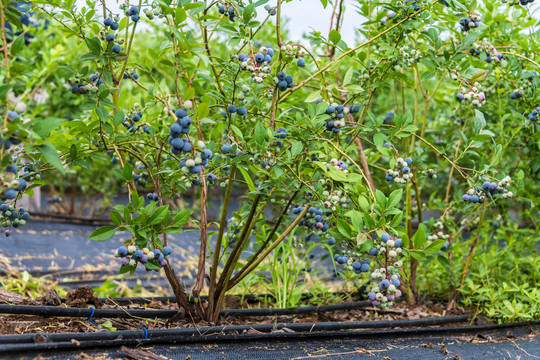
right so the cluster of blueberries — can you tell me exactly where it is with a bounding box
[218,3,240,22]
[238,46,274,83]
[526,106,540,124]
[264,4,277,15]
[0,204,31,237]
[115,245,171,270]
[68,72,104,95]
[168,108,192,154]
[276,71,294,91]
[124,5,141,22]
[102,18,121,53]
[510,89,524,100]
[1,164,27,202]
[2,112,24,150]
[368,232,404,310]
[334,254,371,274]
[146,192,159,202]
[385,156,413,184]
[462,177,514,203]
[458,12,481,32]
[468,48,504,64]
[324,104,360,133]
[122,108,144,133]
[227,104,247,116]
[292,206,330,232]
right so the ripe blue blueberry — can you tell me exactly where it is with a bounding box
[405,157,413,165]
[328,237,336,245]
[471,194,479,203]
[106,33,115,42]
[381,233,390,242]
[176,108,188,118]
[277,71,285,80]
[277,80,288,91]
[402,166,410,174]
[228,105,237,113]
[104,18,113,27]
[297,58,305,67]
[218,5,226,14]
[118,246,128,257]
[162,246,172,256]
[110,22,119,30]
[369,248,378,256]
[360,263,370,272]
[112,45,121,53]
[255,52,264,63]
[207,173,215,182]
[462,194,470,201]
[236,107,247,116]
[128,6,139,15]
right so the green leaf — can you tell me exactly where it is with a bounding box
[89,226,117,241]
[10,35,25,55]
[123,162,134,182]
[291,142,303,157]
[113,110,125,127]
[348,210,364,232]
[86,36,102,55]
[409,251,427,261]
[305,90,321,103]
[172,209,191,227]
[96,107,109,122]
[148,206,169,226]
[33,118,65,137]
[425,239,446,254]
[254,122,266,145]
[412,225,426,249]
[111,210,122,226]
[329,29,341,44]
[387,189,403,209]
[375,189,387,208]
[357,195,370,212]
[474,109,486,134]
[38,143,64,174]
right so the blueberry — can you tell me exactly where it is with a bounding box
[228,105,237,113]
[106,33,115,42]
[162,246,172,256]
[104,18,113,27]
[132,114,141,122]
[380,279,390,289]
[236,107,247,116]
[384,142,392,148]
[4,189,17,199]
[207,173,215,182]
[176,108,188,118]
[462,194,470,201]
[8,111,18,120]
[328,237,336,245]
[191,165,202,173]
[369,248,378,256]
[381,233,390,242]
[360,263,370,272]
[238,53,247,62]
[482,181,491,191]
[255,52,264,63]
[218,5,226,14]
[277,80,288,91]
[109,20,119,29]
[170,123,181,137]
[386,174,394,181]
[277,71,285,80]
[352,261,361,270]
[368,292,376,301]
[402,166,410,174]
[326,106,335,114]
[267,47,274,57]
[285,75,293,84]
[112,45,121,53]
[405,157,413,165]
[471,194,479,203]
[117,246,128,257]
[297,58,305,67]
[147,193,155,200]
[128,6,139,15]
[180,117,192,127]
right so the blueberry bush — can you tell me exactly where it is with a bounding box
[1,0,539,323]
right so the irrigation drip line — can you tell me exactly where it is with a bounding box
[1,318,538,354]
[0,315,473,345]
[0,300,373,319]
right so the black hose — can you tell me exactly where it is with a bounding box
[0,304,178,319]
[0,315,473,345]
[0,300,373,319]
[2,318,538,354]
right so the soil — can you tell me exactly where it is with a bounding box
[0,287,473,336]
